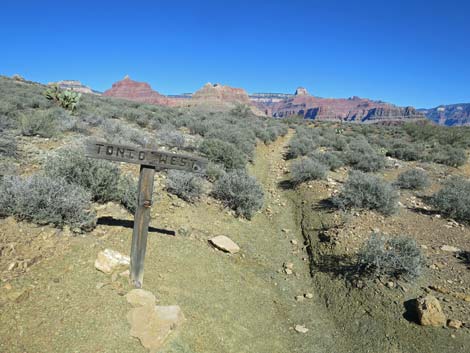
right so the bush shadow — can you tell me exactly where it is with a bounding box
[97,216,176,236]
[314,253,364,283]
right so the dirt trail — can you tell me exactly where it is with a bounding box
[0,131,344,353]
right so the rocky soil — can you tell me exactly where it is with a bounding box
[1,130,469,352]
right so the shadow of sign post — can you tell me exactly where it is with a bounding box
[86,141,208,288]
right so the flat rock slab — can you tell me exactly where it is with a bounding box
[209,235,240,254]
[126,289,157,308]
[94,249,130,274]
[127,304,185,353]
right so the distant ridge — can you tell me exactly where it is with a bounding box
[419,104,470,126]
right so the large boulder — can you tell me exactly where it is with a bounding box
[415,295,446,326]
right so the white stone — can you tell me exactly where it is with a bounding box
[209,236,240,254]
[294,324,309,333]
[440,245,461,253]
[94,249,130,274]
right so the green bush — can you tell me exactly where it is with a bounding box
[45,147,139,212]
[430,145,467,167]
[290,157,327,185]
[309,151,344,171]
[357,233,425,279]
[199,138,246,170]
[333,171,399,215]
[205,162,227,182]
[386,141,425,161]
[344,140,385,172]
[117,174,138,214]
[19,110,58,138]
[287,136,316,159]
[166,170,204,202]
[0,135,17,158]
[0,175,95,230]
[430,176,470,222]
[212,169,264,219]
[395,169,429,190]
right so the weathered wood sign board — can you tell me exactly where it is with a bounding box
[86,141,207,173]
[86,141,208,288]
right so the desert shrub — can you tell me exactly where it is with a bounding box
[206,127,256,158]
[102,120,151,147]
[290,158,327,185]
[333,171,399,215]
[44,147,121,203]
[212,169,264,219]
[287,136,317,159]
[430,176,470,222]
[309,151,344,171]
[0,175,95,230]
[357,233,425,279]
[0,135,17,158]
[199,138,246,170]
[386,141,425,161]
[19,110,59,137]
[117,174,138,214]
[344,140,385,172]
[395,169,429,190]
[205,162,226,182]
[430,145,467,167]
[166,170,204,202]
[156,126,186,149]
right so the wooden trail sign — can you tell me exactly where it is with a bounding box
[86,141,208,288]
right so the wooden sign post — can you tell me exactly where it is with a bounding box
[86,141,208,288]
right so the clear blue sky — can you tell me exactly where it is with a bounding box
[1,0,469,107]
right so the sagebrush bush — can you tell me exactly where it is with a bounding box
[205,162,227,182]
[117,174,138,213]
[199,138,246,170]
[156,126,186,149]
[19,110,59,137]
[386,141,425,161]
[309,151,344,171]
[287,136,316,159]
[212,169,264,219]
[290,157,327,185]
[357,233,425,279]
[395,169,429,190]
[102,120,151,147]
[45,147,139,212]
[430,145,467,167]
[344,140,385,172]
[166,170,204,202]
[0,135,17,158]
[0,175,95,230]
[430,176,470,222]
[333,171,399,215]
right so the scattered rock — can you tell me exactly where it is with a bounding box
[285,268,293,275]
[295,295,305,302]
[290,239,298,245]
[126,289,157,308]
[386,281,395,289]
[415,295,447,326]
[440,245,461,253]
[284,262,294,270]
[94,249,130,274]
[305,293,314,299]
[447,319,463,329]
[294,324,309,333]
[209,236,240,254]
[96,282,105,289]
